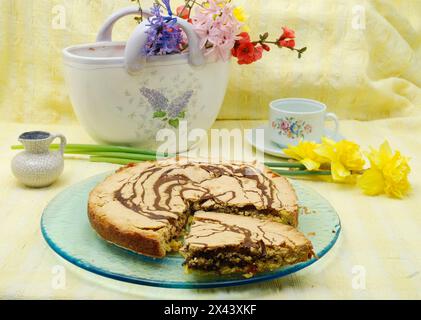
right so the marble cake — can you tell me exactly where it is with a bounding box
[88,158,300,258]
[181,211,315,275]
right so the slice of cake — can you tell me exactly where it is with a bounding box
[88,157,299,258]
[181,211,315,275]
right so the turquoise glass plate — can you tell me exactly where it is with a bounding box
[41,172,341,289]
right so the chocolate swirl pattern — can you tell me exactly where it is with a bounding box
[88,158,299,258]
[181,211,315,274]
[184,212,306,250]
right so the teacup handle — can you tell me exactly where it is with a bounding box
[324,113,340,138]
[96,7,152,42]
[50,133,67,155]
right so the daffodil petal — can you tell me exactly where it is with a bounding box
[314,143,334,159]
[382,151,411,198]
[331,161,350,182]
[321,137,336,145]
[283,147,300,160]
[358,168,385,196]
[379,141,393,158]
[301,158,321,171]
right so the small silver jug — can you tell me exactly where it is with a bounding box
[11,131,67,187]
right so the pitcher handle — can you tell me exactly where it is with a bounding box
[96,6,153,42]
[50,133,67,155]
[124,16,205,74]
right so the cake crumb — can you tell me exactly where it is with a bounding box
[300,206,315,215]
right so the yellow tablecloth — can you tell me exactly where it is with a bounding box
[1,119,420,299]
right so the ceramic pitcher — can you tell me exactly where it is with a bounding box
[11,131,67,187]
[63,6,230,152]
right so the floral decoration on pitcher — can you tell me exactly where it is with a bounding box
[140,87,193,128]
[272,117,312,139]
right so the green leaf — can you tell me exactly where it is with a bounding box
[168,118,180,128]
[153,111,166,118]
[177,111,186,119]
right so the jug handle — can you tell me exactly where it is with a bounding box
[124,16,205,74]
[50,133,67,155]
[96,6,153,42]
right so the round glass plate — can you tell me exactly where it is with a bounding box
[41,172,341,289]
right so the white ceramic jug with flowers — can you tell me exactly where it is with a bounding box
[63,1,305,153]
[63,7,229,153]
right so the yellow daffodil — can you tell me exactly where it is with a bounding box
[357,167,385,195]
[233,6,247,22]
[358,141,410,198]
[284,141,329,171]
[315,138,365,182]
[233,6,250,31]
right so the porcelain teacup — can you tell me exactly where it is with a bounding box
[269,98,339,147]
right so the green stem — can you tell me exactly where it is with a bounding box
[11,144,173,157]
[89,157,141,165]
[271,169,332,176]
[178,0,191,17]
[264,162,306,169]
[11,144,328,174]
[65,151,159,161]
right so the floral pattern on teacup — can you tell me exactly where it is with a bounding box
[272,117,312,139]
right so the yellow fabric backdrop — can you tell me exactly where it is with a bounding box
[0,0,420,123]
[1,1,421,299]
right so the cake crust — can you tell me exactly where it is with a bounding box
[87,201,169,257]
[88,158,299,258]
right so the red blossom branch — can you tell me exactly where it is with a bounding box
[232,28,307,65]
